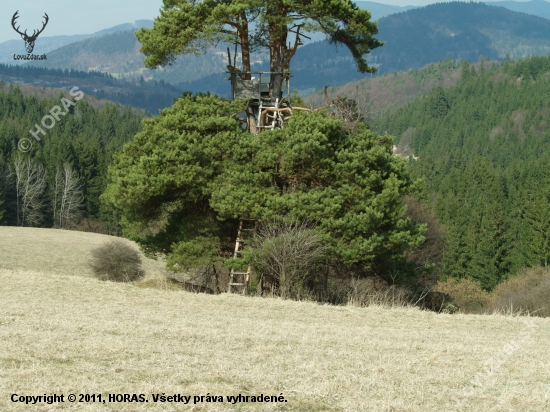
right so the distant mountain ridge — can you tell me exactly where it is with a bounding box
[9,2,550,98]
[0,64,182,114]
[486,0,550,20]
[370,2,550,74]
[0,20,153,63]
[354,1,419,20]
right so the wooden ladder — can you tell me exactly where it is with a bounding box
[227,219,255,294]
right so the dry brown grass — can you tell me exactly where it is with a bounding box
[1,227,550,410]
[0,226,168,279]
[488,267,550,317]
[0,269,549,411]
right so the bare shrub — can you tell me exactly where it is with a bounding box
[170,264,223,294]
[90,240,144,282]
[247,218,327,299]
[347,277,413,308]
[488,267,550,317]
[434,278,491,314]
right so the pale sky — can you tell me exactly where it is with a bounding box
[0,0,164,42]
[0,0,540,42]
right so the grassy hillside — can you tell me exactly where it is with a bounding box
[1,262,549,410]
[0,227,167,278]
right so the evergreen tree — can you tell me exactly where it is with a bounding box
[102,93,424,280]
[136,0,382,130]
[373,55,550,287]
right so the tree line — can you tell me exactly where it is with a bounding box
[374,56,550,289]
[0,84,143,233]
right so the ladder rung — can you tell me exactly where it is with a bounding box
[231,271,249,275]
[229,283,245,286]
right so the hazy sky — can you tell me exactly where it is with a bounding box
[0,0,539,42]
[0,0,164,42]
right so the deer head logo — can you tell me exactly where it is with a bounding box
[11,11,49,54]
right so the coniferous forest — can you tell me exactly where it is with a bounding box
[0,83,143,233]
[2,52,550,302]
[374,56,550,289]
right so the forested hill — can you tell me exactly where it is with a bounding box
[0,84,144,232]
[0,64,183,114]
[22,2,550,96]
[370,2,550,74]
[373,56,550,289]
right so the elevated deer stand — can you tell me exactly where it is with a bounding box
[225,48,311,295]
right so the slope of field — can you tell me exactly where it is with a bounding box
[0,228,549,411]
[1,268,549,411]
[0,227,166,278]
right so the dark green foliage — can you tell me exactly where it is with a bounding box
[373,55,550,289]
[103,93,424,282]
[102,93,246,266]
[0,84,143,231]
[427,86,449,118]
[90,240,144,282]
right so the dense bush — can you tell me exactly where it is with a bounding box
[90,240,144,282]
[434,278,491,314]
[488,266,550,317]
[246,218,327,299]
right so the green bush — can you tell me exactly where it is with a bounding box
[90,240,144,282]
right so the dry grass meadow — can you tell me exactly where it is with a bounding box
[1,227,549,411]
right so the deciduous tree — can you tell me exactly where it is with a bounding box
[10,155,46,227]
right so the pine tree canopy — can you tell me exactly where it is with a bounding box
[102,93,423,275]
[136,0,383,83]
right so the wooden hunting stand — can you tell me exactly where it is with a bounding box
[225,44,299,134]
[225,47,307,295]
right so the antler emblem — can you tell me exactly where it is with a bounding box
[12,11,49,54]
